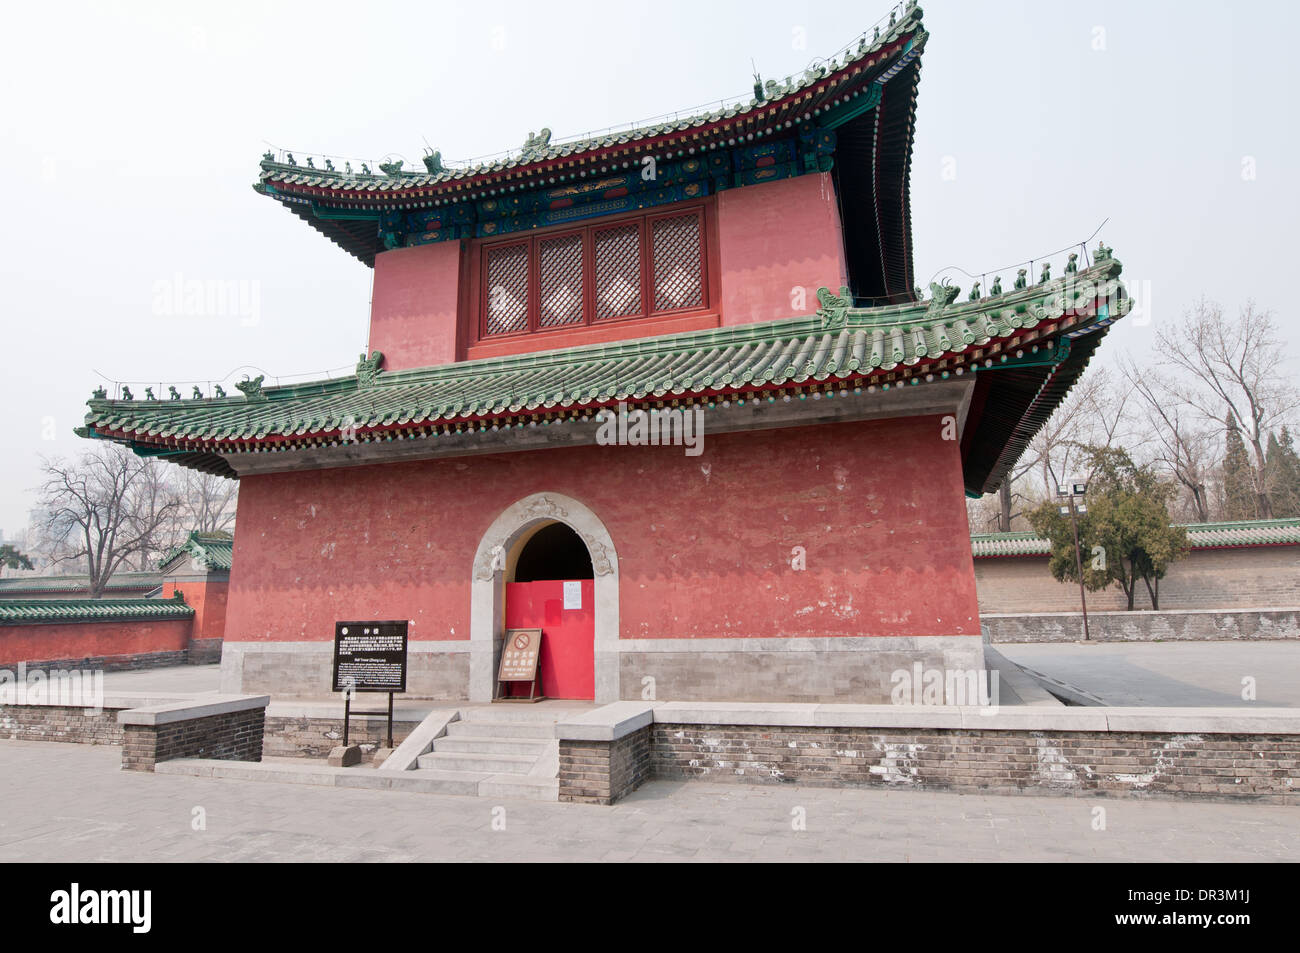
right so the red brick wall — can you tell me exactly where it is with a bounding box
[368,240,463,371]
[975,546,1300,613]
[0,618,193,670]
[224,414,979,646]
[717,172,848,327]
[163,579,228,642]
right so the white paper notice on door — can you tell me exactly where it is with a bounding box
[563,580,582,610]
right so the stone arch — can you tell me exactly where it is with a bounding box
[469,493,619,702]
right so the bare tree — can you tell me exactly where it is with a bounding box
[1121,356,1215,522]
[36,444,182,596]
[990,368,1132,530]
[1155,299,1299,519]
[174,469,238,535]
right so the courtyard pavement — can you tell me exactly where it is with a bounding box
[996,641,1300,707]
[100,664,221,695]
[1,740,1295,862]
[100,641,1300,709]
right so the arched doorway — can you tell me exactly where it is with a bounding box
[505,521,595,699]
[513,522,593,582]
[469,494,619,703]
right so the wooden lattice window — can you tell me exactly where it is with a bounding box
[538,233,585,328]
[484,242,530,336]
[593,223,643,321]
[652,212,703,312]
[479,206,706,338]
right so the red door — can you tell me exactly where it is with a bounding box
[504,579,595,699]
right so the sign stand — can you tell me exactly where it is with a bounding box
[332,620,408,757]
[494,628,546,703]
[341,689,395,748]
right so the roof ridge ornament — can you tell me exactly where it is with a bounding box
[521,128,552,160]
[357,350,385,388]
[815,286,853,329]
[925,280,960,318]
[236,375,267,402]
[422,149,444,174]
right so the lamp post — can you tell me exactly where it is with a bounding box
[1057,482,1091,642]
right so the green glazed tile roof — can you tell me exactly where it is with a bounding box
[0,597,194,626]
[256,7,924,197]
[160,531,233,572]
[971,518,1300,558]
[83,257,1128,481]
[0,572,162,597]
[254,8,927,268]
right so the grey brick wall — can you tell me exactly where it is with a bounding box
[0,704,124,745]
[263,716,421,759]
[122,707,265,772]
[983,608,1300,643]
[652,723,1300,802]
[559,726,652,804]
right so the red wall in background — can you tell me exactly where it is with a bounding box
[164,579,228,642]
[0,618,193,668]
[368,240,463,371]
[716,172,848,327]
[223,415,979,646]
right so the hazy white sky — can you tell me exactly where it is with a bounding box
[1,0,1296,536]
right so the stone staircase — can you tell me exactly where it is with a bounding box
[406,706,584,801]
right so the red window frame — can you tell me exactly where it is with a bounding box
[477,205,708,341]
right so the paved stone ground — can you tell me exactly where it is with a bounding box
[2,740,1295,862]
[100,664,221,695]
[997,641,1300,707]
[101,645,1300,709]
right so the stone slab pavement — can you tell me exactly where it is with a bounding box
[1,740,1295,862]
[997,641,1300,707]
[98,664,221,695]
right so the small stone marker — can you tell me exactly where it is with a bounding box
[328,744,361,767]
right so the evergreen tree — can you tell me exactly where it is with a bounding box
[1266,426,1300,518]
[1221,414,1257,520]
[0,544,34,576]
[1027,446,1189,610]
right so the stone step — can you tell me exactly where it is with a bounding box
[458,706,585,725]
[478,775,559,802]
[157,756,559,800]
[417,751,538,774]
[394,769,490,797]
[432,735,554,756]
[444,720,556,740]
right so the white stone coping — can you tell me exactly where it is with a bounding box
[117,694,270,726]
[641,701,1300,735]
[0,691,199,711]
[555,702,654,741]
